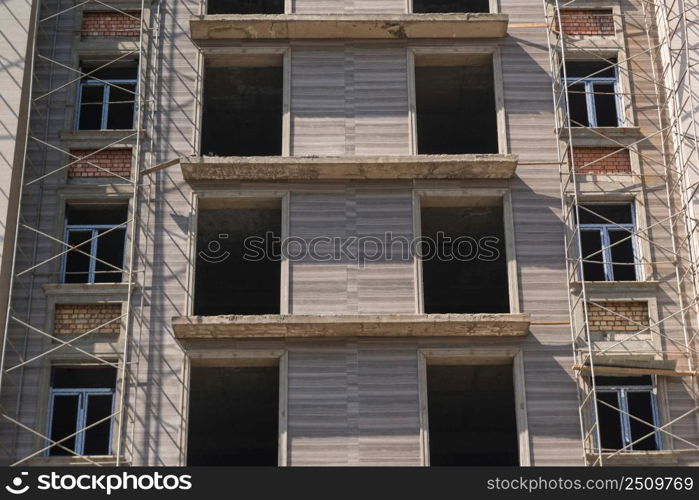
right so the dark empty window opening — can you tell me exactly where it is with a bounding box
[421,200,509,313]
[187,365,279,465]
[62,204,128,284]
[194,199,281,315]
[77,63,138,130]
[578,203,637,282]
[47,366,116,457]
[207,0,284,14]
[415,53,498,154]
[413,0,490,13]
[595,376,661,452]
[202,58,283,156]
[565,59,620,127]
[427,363,519,465]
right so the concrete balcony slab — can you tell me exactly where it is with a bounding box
[172,313,531,339]
[179,154,519,181]
[190,13,509,41]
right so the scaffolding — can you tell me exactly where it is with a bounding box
[0,0,160,465]
[543,0,699,465]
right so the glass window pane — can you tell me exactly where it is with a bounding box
[580,230,606,281]
[94,228,125,283]
[83,394,114,455]
[106,84,136,129]
[596,391,624,451]
[627,391,659,451]
[64,230,93,283]
[48,394,79,456]
[593,83,619,126]
[609,230,637,281]
[579,204,633,225]
[567,83,589,127]
[78,85,104,130]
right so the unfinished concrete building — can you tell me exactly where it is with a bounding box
[0,0,697,467]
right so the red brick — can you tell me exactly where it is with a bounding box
[557,9,615,36]
[68,149,132,178]
[81,11,141,38]
[572,147,631,174]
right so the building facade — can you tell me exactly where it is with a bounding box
[0,0,697,467]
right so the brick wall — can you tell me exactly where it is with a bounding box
[587,301,649,333]
[54,303,122,335]
[68,149,132,178]
[558,9,615,36]
[81,11,141,38]
[573,147,631,174]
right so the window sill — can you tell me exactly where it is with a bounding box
[557,34,620,50]
[565,127,643,147]
[190,13,509,41]
[571,281,660,295]
[60,129,140,149]
[586,451,679,466]
[172,313,531,340]
[27,455,127,466]
[82,0,148,10]
[43,283,130,299]
[179,154,519,181]
[76,38,139,55]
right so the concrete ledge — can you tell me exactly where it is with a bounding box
[76,39,140,56]
[585,451,679,466]
[43,283,130,298]
[82,0,148,11]
[180,154,519,181]
[571,281,660,295]
[60,129,140,149]
[172,313,531,339]
[565,127,644,147]
[585,340,659,357]
[190,13,509,40]
[27,456,126,466]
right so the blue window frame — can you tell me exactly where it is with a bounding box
[595,376,662,452]
[76,64,138,130]
[61,205,127,284]
[46,367,116,457]
[578,203,639,282]
[565,59,622,127]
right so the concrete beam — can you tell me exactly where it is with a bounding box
[172,313,531,339]
[190,13,509,41]
[180,154,519,181]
